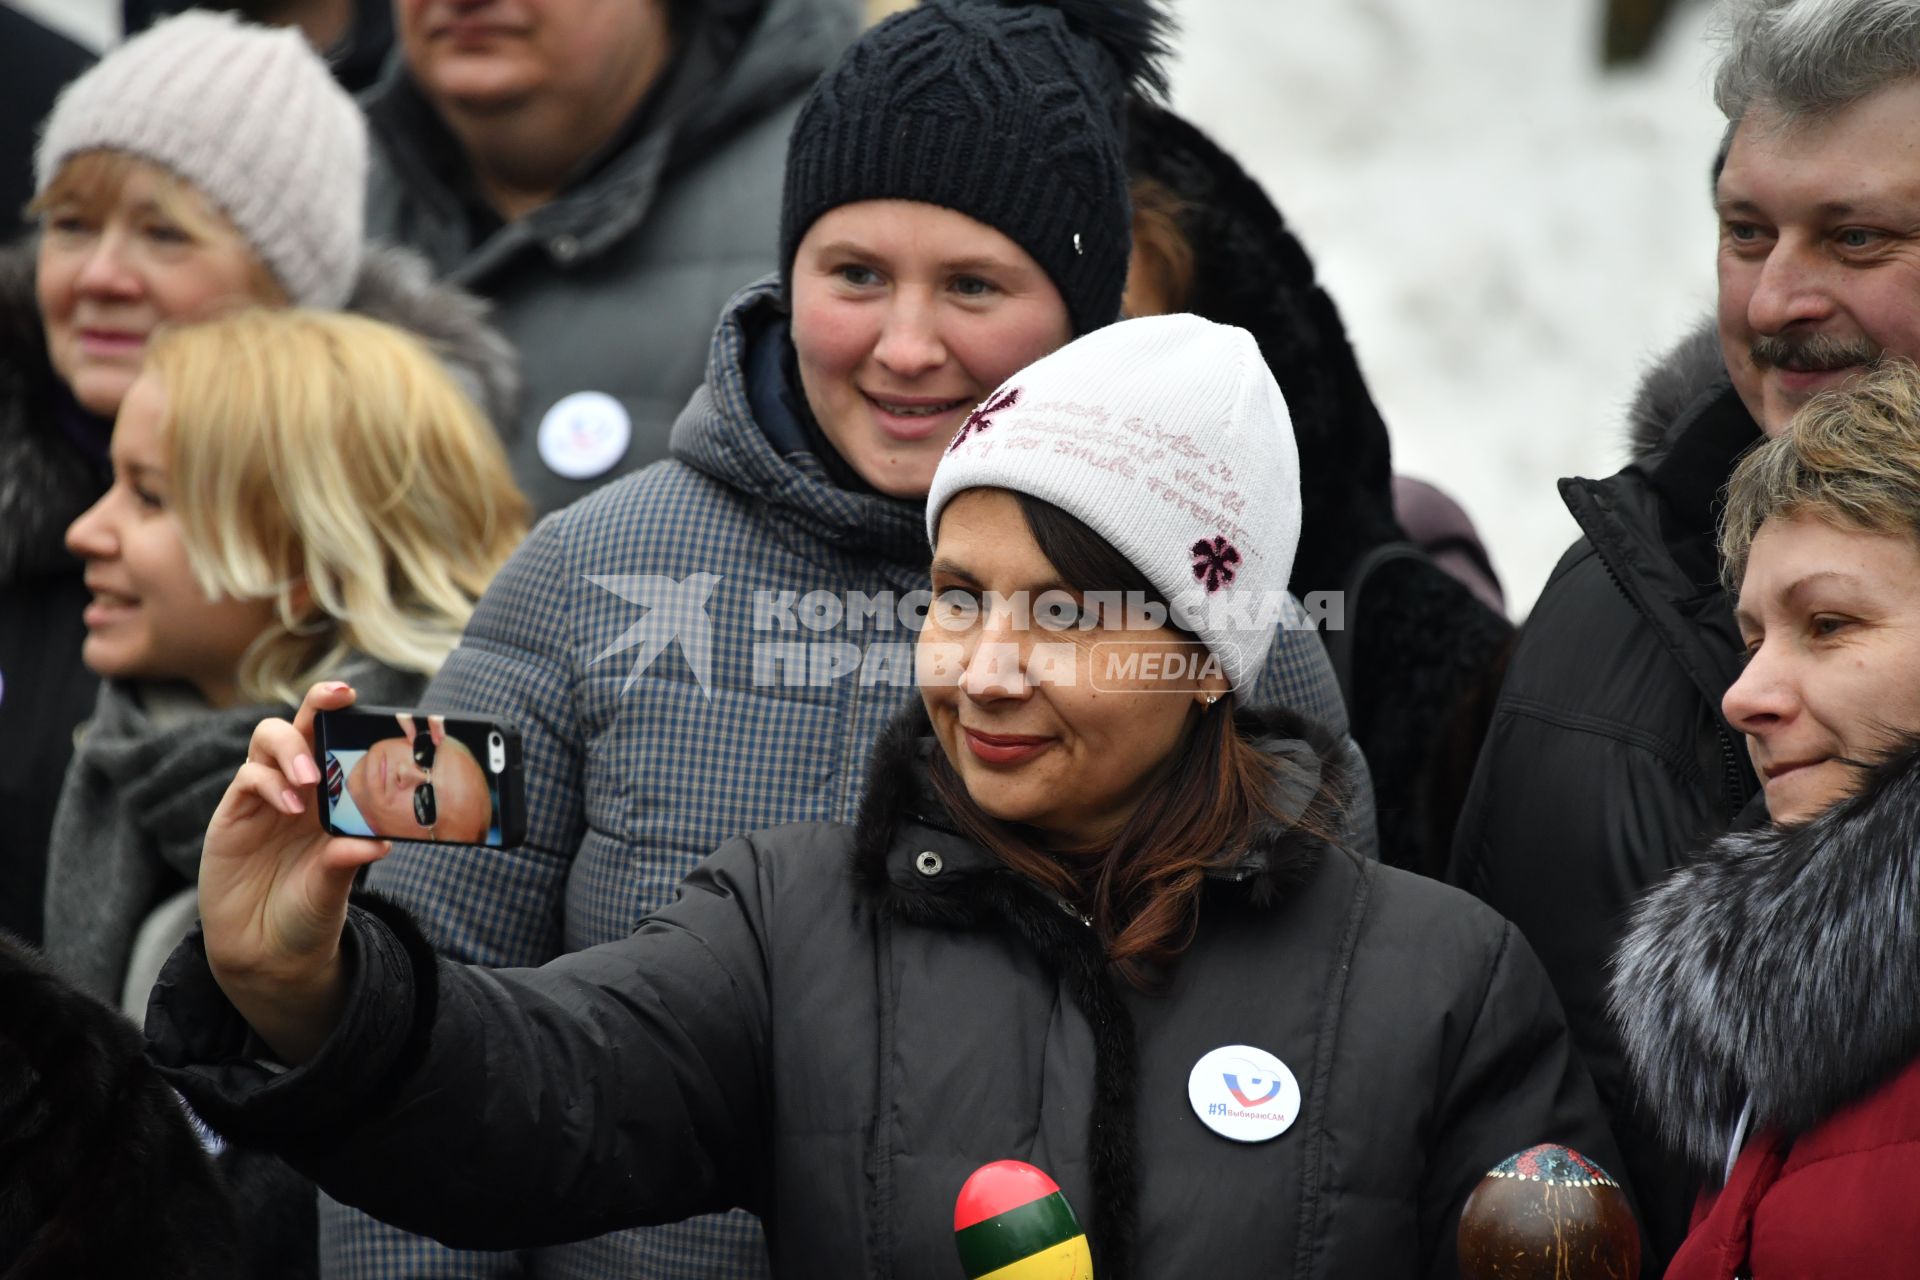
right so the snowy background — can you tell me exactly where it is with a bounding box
[10,0,1730,616]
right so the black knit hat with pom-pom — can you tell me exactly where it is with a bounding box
[779,0,1171,337]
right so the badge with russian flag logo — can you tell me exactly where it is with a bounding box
[1187,1044,1300,1143]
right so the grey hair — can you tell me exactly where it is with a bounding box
[1715,0,1920,124]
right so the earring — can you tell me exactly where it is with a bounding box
[1205,693,1220,706]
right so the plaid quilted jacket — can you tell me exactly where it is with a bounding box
[327,277,1374,1280]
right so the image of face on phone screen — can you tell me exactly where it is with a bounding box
[317,709,523,846]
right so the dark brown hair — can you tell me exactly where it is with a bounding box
[930,494,1343,989]
[1122,175,1195,317]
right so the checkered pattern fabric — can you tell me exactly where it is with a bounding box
[328,278,1374,1280]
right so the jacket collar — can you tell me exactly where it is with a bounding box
[1556,322,1762,795]
[1613,738,1920,1171]
[0,237,103,586]
[670,279,927,565]
[849,700,1343,910]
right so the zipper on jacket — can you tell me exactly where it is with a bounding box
[1717,725,1755,811]
[1594,547,1755,814]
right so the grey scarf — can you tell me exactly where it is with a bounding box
[42,663,421,1003]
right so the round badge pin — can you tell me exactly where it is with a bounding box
[1188,1044,1300,1143]
[538,391,632,480]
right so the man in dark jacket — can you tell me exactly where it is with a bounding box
[1450,0,1920,1264]
[364,0,857,513]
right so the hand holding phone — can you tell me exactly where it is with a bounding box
[315,706,526,847]
[200,680,385,1063]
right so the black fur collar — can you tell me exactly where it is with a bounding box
[1612,739,1920,1171]
[0,238,96,586]
[1626,319,1730,464]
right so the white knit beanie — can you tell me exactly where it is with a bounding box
[925,314,1302,692]
[35,10,367,309]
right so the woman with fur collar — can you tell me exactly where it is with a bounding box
[151,316,1613,1279]
[0,11,517,953]
[1613,360,1920,1278]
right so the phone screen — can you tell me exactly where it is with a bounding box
[315,707,524,847]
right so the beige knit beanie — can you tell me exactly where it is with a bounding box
[35,10,367,309]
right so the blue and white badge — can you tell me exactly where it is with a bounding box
[1188,1044,1300,1143]
[538,391,632,480]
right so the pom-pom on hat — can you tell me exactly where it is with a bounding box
[925,314,1302,692]
[779,0,1173,338]
[35,10,367,309]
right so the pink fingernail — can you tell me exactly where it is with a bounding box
[282,789,305,813]
[294,754,320,785]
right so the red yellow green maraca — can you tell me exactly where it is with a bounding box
[953,1160,1093,1279]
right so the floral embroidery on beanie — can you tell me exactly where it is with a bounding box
[1191,536,1241,593]
[949,388,1019,452]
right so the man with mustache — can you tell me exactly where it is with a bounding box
[1448,0,1920,1268]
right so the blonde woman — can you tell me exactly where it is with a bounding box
[44,307,528,1015]
[0,10,515,952]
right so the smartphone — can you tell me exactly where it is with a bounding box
[314,706,526,847]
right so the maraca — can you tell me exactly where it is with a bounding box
[953,1159,1093,1279]
[1457,1144,1640,1279]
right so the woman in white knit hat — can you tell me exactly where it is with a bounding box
[0,10,518,960]
[156,314,1616,1279]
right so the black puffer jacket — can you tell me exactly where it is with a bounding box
[151,707,1616,1279]
[1125,103,1513,875]
[1448,321,1762,1270]
[0,238,518,949]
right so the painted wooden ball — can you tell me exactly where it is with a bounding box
[953,1160,1094,1280]
[1458,1145,1640,1280]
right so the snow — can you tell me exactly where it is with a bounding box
[1165,0,1730,614]
[11,0,1734,615]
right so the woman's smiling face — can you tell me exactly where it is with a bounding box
[788,200,1073,500]
[917,488,1226,850]
[1725,509,1920,824]
[63,374,277,707]
[37,155,278,417]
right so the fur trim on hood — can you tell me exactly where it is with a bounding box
[346,242,520,432]
[0,241,91,585]
[1626,318,1728,464]
[0,237,519,586]
[1612,738,1920,1172]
